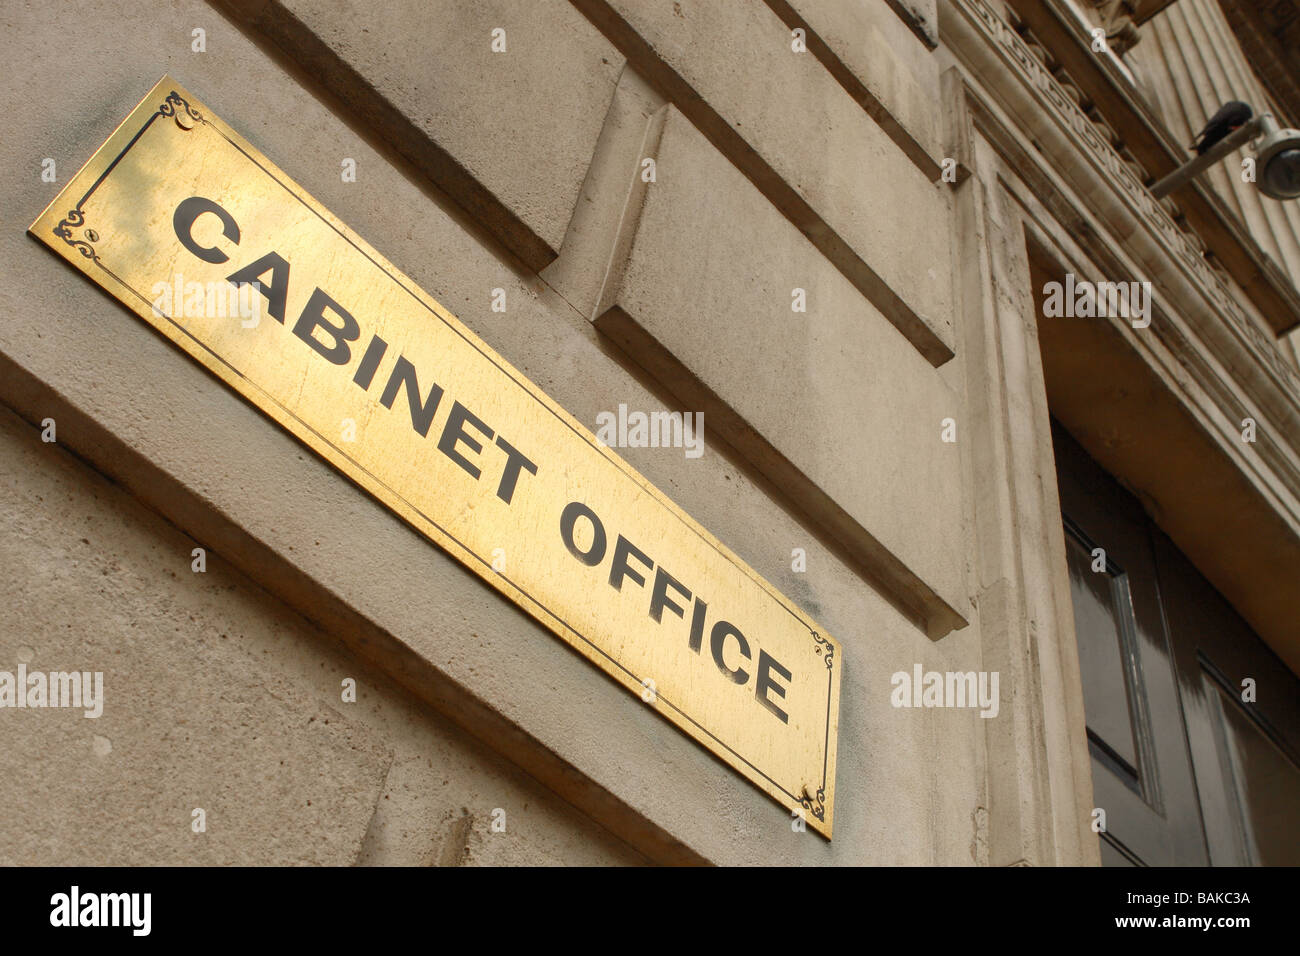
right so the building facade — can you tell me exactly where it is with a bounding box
[1,0,1296,865]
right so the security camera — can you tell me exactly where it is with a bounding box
[1253,118,1300,200]
[1149,110,1300,202]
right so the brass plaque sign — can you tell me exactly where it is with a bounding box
[31,77,841,835]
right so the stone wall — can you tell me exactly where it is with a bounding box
[0,0,1099,865]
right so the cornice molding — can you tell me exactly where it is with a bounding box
[1003,0,1300,339]
[942,0,1300,465]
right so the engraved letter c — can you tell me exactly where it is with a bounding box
[173,196,240,264]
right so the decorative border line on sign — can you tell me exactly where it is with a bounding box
[53,208,99,264]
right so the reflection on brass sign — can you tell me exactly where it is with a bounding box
[31,77,842,836]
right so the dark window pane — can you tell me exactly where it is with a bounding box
[1065,527,1141,778]
[1213,682,1300,866]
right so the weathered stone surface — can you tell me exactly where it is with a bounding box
[571,0,956,363]
[768,0,944,175]
[883,0,939,48]
[598,107,967,633]
[0,407,648,866]
[0,409,392,865]
[0,0,982,864]
[223,0,625,269]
